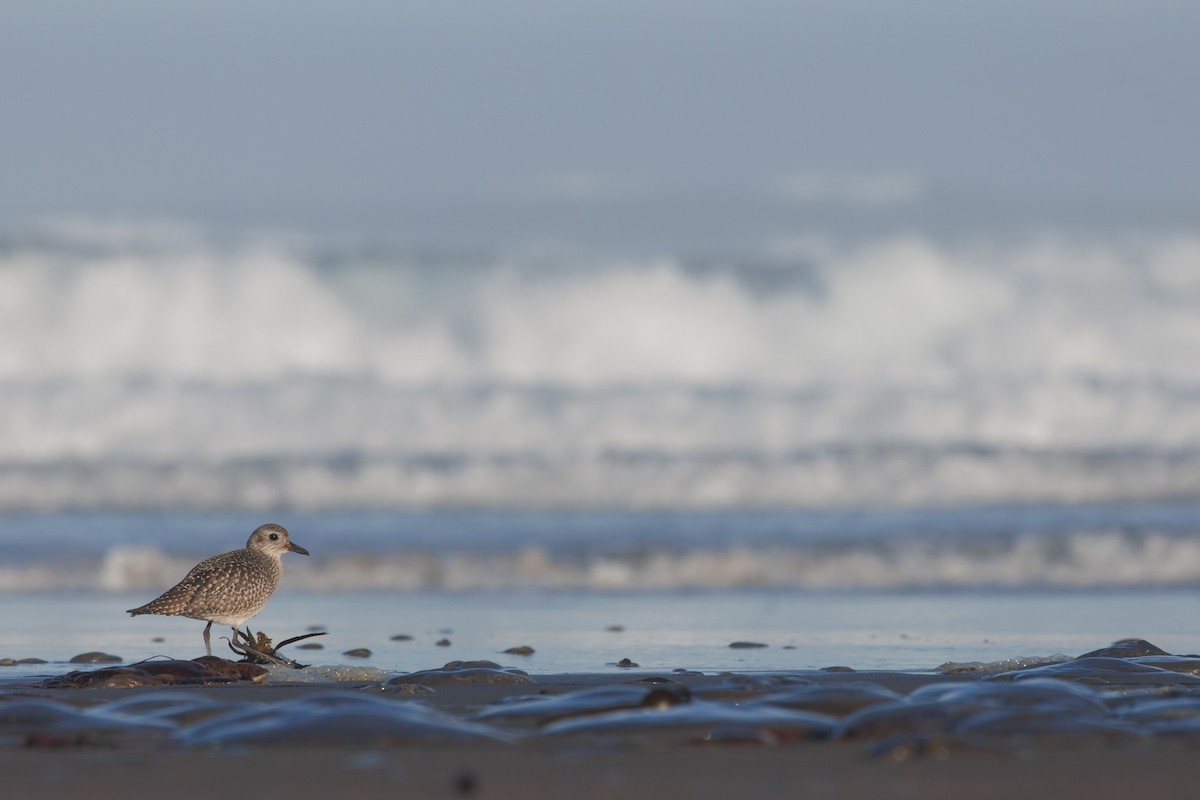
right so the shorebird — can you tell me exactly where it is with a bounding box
[127,523,309,656]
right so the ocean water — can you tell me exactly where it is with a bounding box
[4,221,1200,679]
[2,507,1200,680]
[4,223,1200,512]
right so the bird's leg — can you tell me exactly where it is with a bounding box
[203,621,213,656]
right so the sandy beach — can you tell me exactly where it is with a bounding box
[4,653,1200,800]
[4,736,1196,800]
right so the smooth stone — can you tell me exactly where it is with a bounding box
[435,639,452,647]
[1078,639,1170,659]
[69,652,123,664]
[38,658,257,688]
[1133,655,1200,675]
[366,682,437,696]
[504,646,535,656]
[388,661,533,686]
[343,648,373,658]
[183,695,509,747]
[476,684,689,727]
[750,684,905,717]
[987,657,1200,686]
[390,634,414,641]
[729,641,768,649]
[541,700,836,745]
[614,658,639,668]
[191,656,269,682]
[297,643,324,650]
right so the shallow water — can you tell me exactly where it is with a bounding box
[4,507,1200,684]
[3,587,1199,682]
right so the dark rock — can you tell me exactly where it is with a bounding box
[387,660,533,686]
[1078,639,1170,659]
[69,652,122,664]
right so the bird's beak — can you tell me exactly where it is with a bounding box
[289,542,310,556]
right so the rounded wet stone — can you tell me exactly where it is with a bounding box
[503,646,535,656]
[541,700,836,745]
[0,699,176,747]
[475,684,690,728]
[69,652,123,664]
[387,660,533,686]
[183,692,510,748]
[988,657,1200,686]
[1077,639,1170,659]
[748,683,905,717]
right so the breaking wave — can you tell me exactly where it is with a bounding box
[4,220,1200,509]
[6,528,1200,593]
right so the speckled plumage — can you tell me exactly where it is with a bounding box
[127,523,309,655]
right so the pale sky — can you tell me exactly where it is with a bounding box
[2,0,1197,249]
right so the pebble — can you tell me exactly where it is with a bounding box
[39,658,267,688]
[541,699,836,745]
[390,634,414,641]
[476,684,689,728]
[987,657,1200,686]
[1078,639,1169,659]
[503,646,535,656]
[69,652,123,664]
[182,694,510,747]
[436,639,452,647]
[748,684,905,716]
[343,648,372,658]
[729,641,768,649]
[387,660,533,686]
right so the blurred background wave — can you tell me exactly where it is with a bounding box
[2,0,1199,512]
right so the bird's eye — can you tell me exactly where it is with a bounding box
[269,533,279,541]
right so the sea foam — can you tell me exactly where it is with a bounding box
[3,221,1200,510]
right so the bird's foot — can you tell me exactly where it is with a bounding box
[227,628,326,669]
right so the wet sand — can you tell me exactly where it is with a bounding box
[4,657,1200,800]
[4,739,1197,800]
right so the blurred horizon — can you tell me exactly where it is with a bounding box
[2,1,1198,250]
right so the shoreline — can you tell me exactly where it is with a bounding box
[4,655,1200,799]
